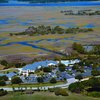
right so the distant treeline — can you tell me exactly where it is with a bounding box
[17,0,100,3]
[9,25,93,36]
[0,0,99,3]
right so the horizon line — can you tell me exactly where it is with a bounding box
[0,1,100,6]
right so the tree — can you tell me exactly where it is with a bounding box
[75,74,83,81]
[72,64,79,70]
[72,42,78,50]
[0,80,6,86]
[91,70,100,76]
[68,82,84,93]
[88,77,100,88]
[92,63,98,69]
[11,77,22,84]
[60,89,69,96]
[93,45,100,55]
[37,77,44,83]
[0,60,8,66]
[58,63,66,72]
[72,42,85,54]
[0,89,8,96]
[50,78,57,84]
[0,75,8,81]
[43,67,52,72]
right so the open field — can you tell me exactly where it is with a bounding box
[0,92,99,100]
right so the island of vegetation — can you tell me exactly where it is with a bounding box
[9,25,93,36]
[61,9,100,16]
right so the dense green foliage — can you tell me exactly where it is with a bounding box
[37,77,44,83]
[55,88,69,96]
[93,45,100,55]
[0,60,8,67]
[11,77,22,84]
[75,74,83,81]
[87,92,100,97]
[88,77,100,88]
[68,82,84,93]
[0,75,8,81]
[58,63,66,72]
[0,59,26,69]
[91,70,100,76]
[68,77,100,94]
[72,42,85,54]
[50,78,57,84]
[43,67,52,72]
[0,80,6,86]
[48,88,55,92]
[0,76,7,86]
[0,89,7,96]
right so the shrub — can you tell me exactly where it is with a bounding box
[0,60,8,66]
[0,75,8,81]
[43,67,52,72]
[58,63,66,72]
[0,89,8,96]
[87,92,100,97]
[50,78,57,84]
[54,88,68,96]
[60,89,69,96]
[75,74,83,81]
[91,70,100,76]
[48,88,55,92]
[55,88,61,96]
[68,82,84,93]
[11,77,22,84]
[37,77,44,83]
[88,77,100,88]
[0,80,6,86]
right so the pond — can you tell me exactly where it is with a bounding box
[83,23,95,28]
[0,20,9,25]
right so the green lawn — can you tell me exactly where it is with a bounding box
[0,81,65,88]
[0,92,99,100]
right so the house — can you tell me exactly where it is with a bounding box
[20,74,38,83]
[58,59,80,66]
[0,72,17,80]
[20,60,57,76]
[6,72,17,80]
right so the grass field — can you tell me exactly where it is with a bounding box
[0,81,65,88]
[0,92,99,100]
